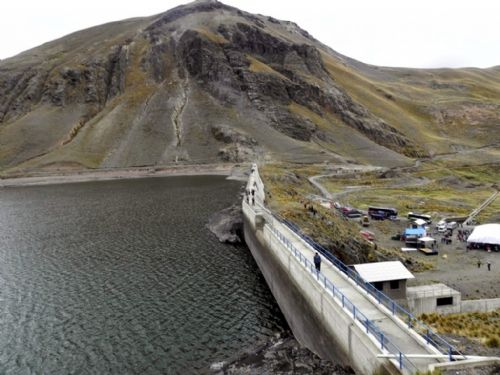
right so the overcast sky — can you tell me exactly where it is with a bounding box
[1,0,499,68]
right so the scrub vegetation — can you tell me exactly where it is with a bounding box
[260,163,434,271]
[260,160,499,274]
[321,163,499,220]
[420,310,500,348]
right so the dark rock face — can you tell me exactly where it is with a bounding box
[175,22,421,156]
[211,126,259,162]
[204,333,355,375]
[0,43,128,123]
[211,125,257,146]
[146,0,234,32]
[7,0,487,171]
[207,204,244,243]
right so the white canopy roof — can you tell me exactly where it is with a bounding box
[413,218,427,226]
[467,224,500,245]
[353,261,415,283]
[418,236,436,242]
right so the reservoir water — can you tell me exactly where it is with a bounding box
[0,176,286,374]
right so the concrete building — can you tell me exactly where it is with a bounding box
[407,283,461,315]
[353,261,415,300]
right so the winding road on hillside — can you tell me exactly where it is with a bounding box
[308,163,499,225]
[308,165,430,202]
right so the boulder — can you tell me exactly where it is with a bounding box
[207,204,243,243]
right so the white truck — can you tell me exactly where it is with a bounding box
[437,220,457,232]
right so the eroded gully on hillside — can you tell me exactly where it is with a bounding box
[170,79,189,162]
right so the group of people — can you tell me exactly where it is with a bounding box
[440,235,452,245]
[456,229,471,242]
[477,259,492,271]
[467,242,498,252]
[245,183,257,205]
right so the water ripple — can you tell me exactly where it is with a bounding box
[0,176,286,374]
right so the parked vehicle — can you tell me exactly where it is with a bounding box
[361,216,370,227]
[360,230,375,241]
[344,209,363,219]
[368,206,398,220]
[446,221,457,230]
[405,235,420,248]
[437,220,457,232]
[437,222,447,232]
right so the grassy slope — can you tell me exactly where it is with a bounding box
[320,52,500,154]
[322,163,499,219]
[0,16,156,172]
[260,163,434,271]
[420,310,500,348]
[1,6,499,172]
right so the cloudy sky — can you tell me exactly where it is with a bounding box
[1,0,499,68]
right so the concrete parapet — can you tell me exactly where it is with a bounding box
[460,298,500,313]
[429,357,500,373]
[243,202,400,375]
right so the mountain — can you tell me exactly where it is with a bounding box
[1,0,499,173]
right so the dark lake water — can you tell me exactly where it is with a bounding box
[0,176,286,374]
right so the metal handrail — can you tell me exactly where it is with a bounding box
[278,217,463,360]
[264,220,418,372]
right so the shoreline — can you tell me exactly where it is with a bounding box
[0,163,247,187]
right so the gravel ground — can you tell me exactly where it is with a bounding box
[443,334,500,357]
[370,219,499,300]
[441,364,500,375]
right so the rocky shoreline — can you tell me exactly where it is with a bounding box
[0,164,238,187]
[206,204,244,243]
[204,332,354,375]
[206,203,354,374]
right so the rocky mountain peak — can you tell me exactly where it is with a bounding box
[0,1,498,173]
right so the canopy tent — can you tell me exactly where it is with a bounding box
[413,218,427,226]
[404,227,426,237]
[418,236,436,243]
[467,224,500,245]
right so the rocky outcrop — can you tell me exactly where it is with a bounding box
[2,0,497,171]
[0,43,129,124]
[205,332,354,375]
[207,204,244,243]
[177,23,422,156]
[211,125,259,162]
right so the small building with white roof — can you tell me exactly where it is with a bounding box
[353,261,414,299]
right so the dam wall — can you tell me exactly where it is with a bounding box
[242,200,399,375]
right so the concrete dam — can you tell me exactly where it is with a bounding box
[242,165,469,375]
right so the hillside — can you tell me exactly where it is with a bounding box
[0,0,499,174]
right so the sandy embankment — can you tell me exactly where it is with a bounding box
[0,163,248,187]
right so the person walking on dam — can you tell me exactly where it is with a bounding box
[314,252,321,272]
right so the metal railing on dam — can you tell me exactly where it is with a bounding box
[279,218,462,360]
[251,202,464,373]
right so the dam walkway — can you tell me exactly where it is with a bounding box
[243,165,464,374]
